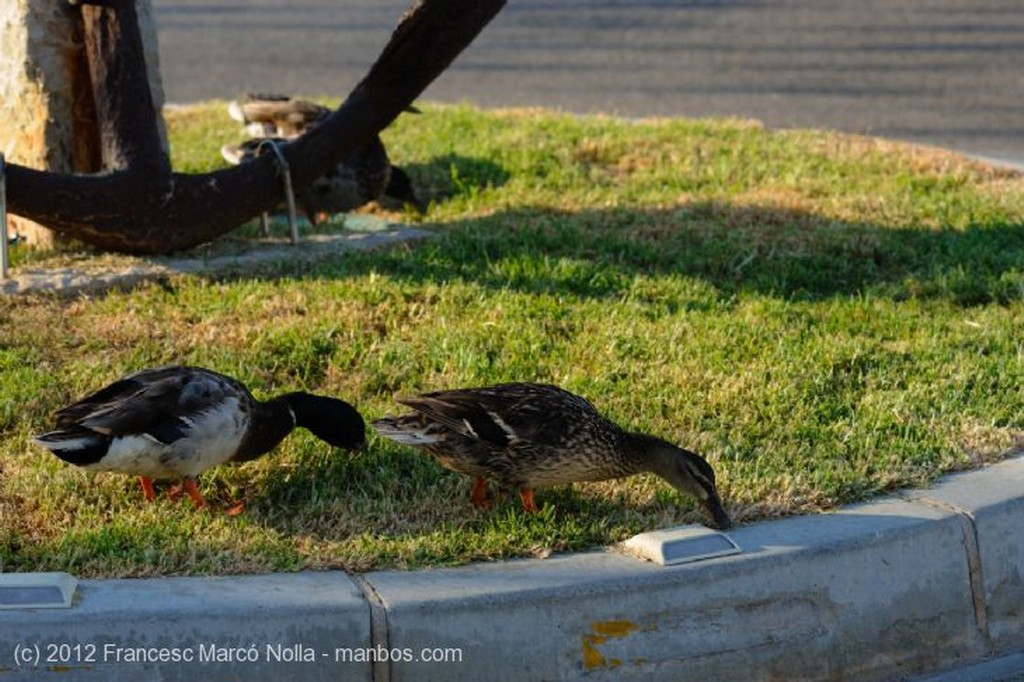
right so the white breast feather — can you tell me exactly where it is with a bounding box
[85,397,249,479]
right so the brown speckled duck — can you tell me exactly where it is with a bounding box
[227,93,330,138]
[372,382,731,529]
[33,366,365,510]
[220,136,422,224]
[222,93,424,222]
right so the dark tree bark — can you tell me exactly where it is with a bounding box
[68,11,103,174]
[79,0,169,177]
[6,0,505,254]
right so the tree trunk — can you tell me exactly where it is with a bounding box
[5,0,505,255]
[79,0,169,177]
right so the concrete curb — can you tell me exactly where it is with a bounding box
[0,223,432,297]
[915,651,1024,682]
[1,455,1022,681]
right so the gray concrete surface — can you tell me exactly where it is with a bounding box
[0,572,370,680]
[1,222,430,297]
[2,454,1022,680]
[369,499,977,681]
[151,0,1024,163]
[906,457,1024,652]
[917,652,1024,682]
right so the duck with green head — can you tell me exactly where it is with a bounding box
[34,366,365,511]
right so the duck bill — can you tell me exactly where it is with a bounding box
[703,493,732,530]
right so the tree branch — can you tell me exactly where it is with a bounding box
[6,0,505,254]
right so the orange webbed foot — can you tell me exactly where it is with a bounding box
[519,488,538,513]
[181,479,207,510]
[168,480,208,509]
[168,480,243,514]
[470,477,493,509]
[138,476,157,502]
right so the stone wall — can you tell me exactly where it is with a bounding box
[0,0,167,249]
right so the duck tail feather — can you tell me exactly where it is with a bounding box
[32,429,110,465]
[371,417,441,446]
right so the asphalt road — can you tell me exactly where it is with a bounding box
[151,0,1023,163]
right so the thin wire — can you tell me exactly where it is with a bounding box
[256,140,299,245]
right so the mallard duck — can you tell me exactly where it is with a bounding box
[228,93,330,138]
[227,93,419,139]
[33,366,365,510]
[223,93,423,222]
[220,136,423,224]
[372,382,732,529]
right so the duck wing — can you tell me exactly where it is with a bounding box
[227,94,329,138]
[53,366,241,444]
[397,383,592,449]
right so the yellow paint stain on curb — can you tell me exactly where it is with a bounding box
[582,619,641,670]
[591,620,639,637]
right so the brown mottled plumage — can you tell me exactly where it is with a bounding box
[220,136,421,224]
[222,93,424,223]
[372,382,731,529]
[227,93,329,138]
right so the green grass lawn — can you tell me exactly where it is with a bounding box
[1,101,1022,576]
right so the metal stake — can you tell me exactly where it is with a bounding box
[257,140,299,245]
[1,153,8,280]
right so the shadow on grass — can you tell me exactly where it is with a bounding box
[214,201,1024,306]
[239,441,711,548]
[401,153,513,205]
